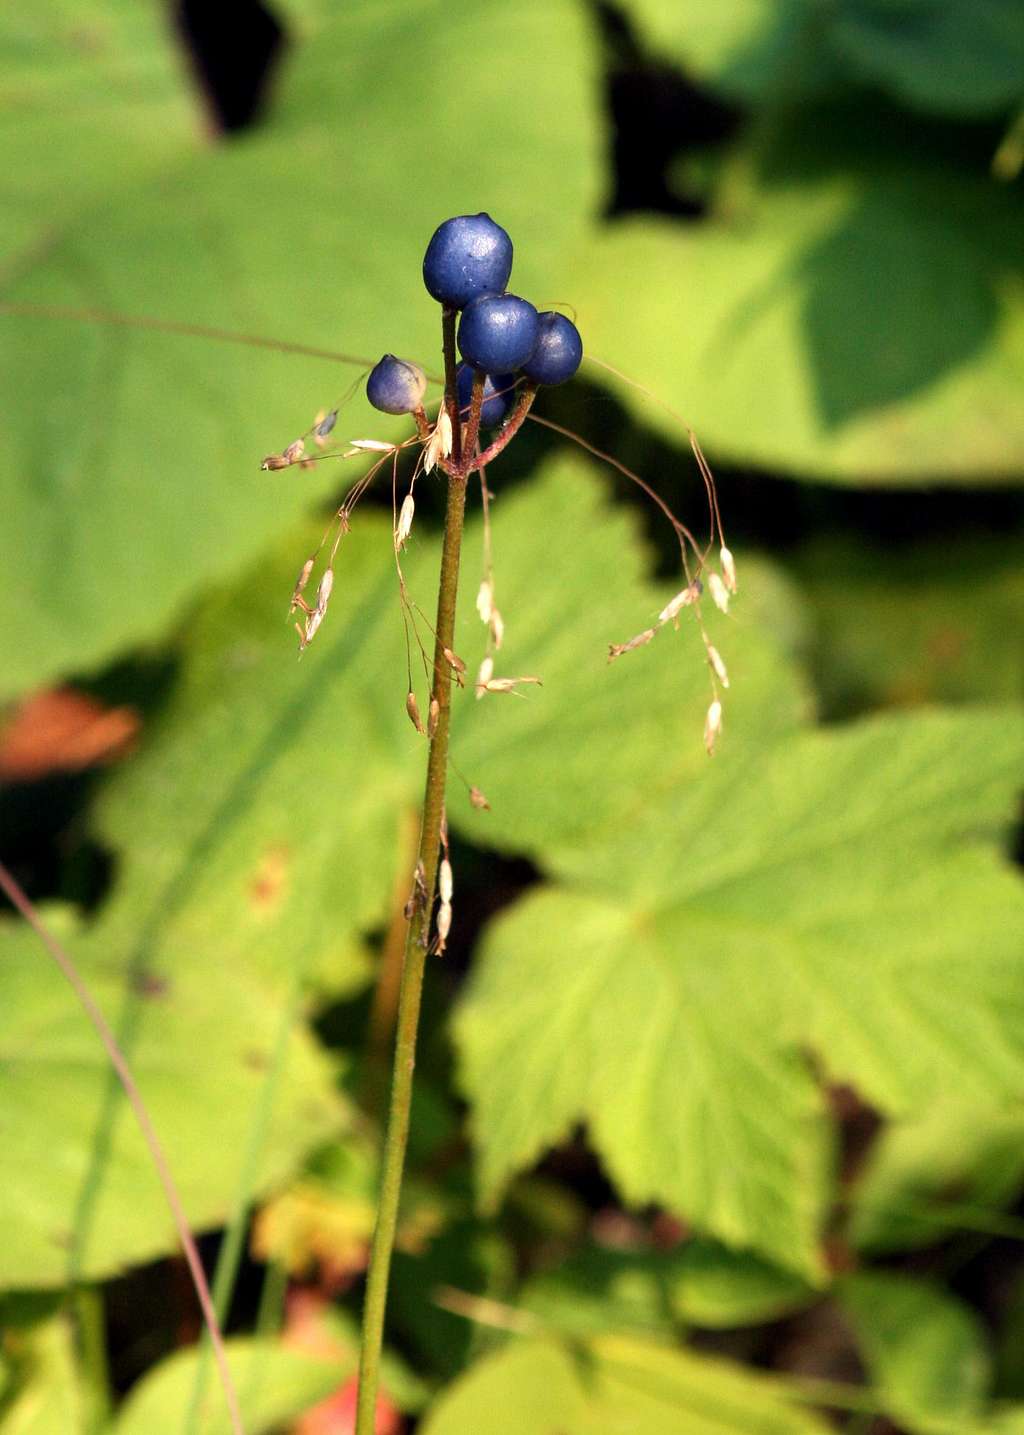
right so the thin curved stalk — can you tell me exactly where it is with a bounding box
[0,860,246,1435]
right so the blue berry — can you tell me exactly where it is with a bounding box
[522,311,583,386]
[456,364,517,428]
[423,213,513,309]
[366,355,427,415]
[458,294,539,374]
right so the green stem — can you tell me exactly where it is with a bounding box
[74,1284,112,1435]
[355,320,470,1435]
[181,967,304,1435]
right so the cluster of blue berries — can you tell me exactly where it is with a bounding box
[366,213,583,426]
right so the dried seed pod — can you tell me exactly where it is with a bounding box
[428,698,440,737]
[439,859,453,906]
[469,786,490,810]
[283,439,305,464]
[261,453,291,471]
[406,690,425,733]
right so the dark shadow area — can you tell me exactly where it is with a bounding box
[593,1,740,218]
[173,0,286,132]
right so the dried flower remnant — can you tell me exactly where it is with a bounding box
[469,786,490,811]
[443,647,466,683]
[704,699,723,756]
[476,579,494,625]
[707,644,729,689]
[658,582,702,625]
[350,439,397,453]
[394,494,416,550]
[314,409,338,447]
[427,698,440,739]
[289,558,316,615]
[475,656,494,698]
[708,572,730,614]
[608,628,656,662]
[720,545,738,593]
[296,568,335,652]
[405,691,425,734]
[479,674,542,695]
[423,406,453,474]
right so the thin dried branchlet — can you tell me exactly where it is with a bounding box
[704,699,723,756]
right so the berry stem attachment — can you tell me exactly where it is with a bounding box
[355,317,471,1435]
[460,368,487,471]
[471,383,538,470]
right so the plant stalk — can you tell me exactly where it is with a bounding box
[354,320,471,1434]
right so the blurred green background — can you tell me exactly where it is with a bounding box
[1,2,1023,1432]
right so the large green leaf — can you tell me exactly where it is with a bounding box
[420,1334,832,1435]
[112,1336,348,1435]
[0,910,345,1286]
[455,691,1024,1272]
[0,455,753,1283]
[570,122,1024,481]
[0,1315,79,1435]
[0,2,200,265]
[618,0,1024,116]
[850,1103,1024,1254]
[519,1240,812,1337]
[0,0,601,699]
[838,1272,992,1432]
[792,536,1024,716]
